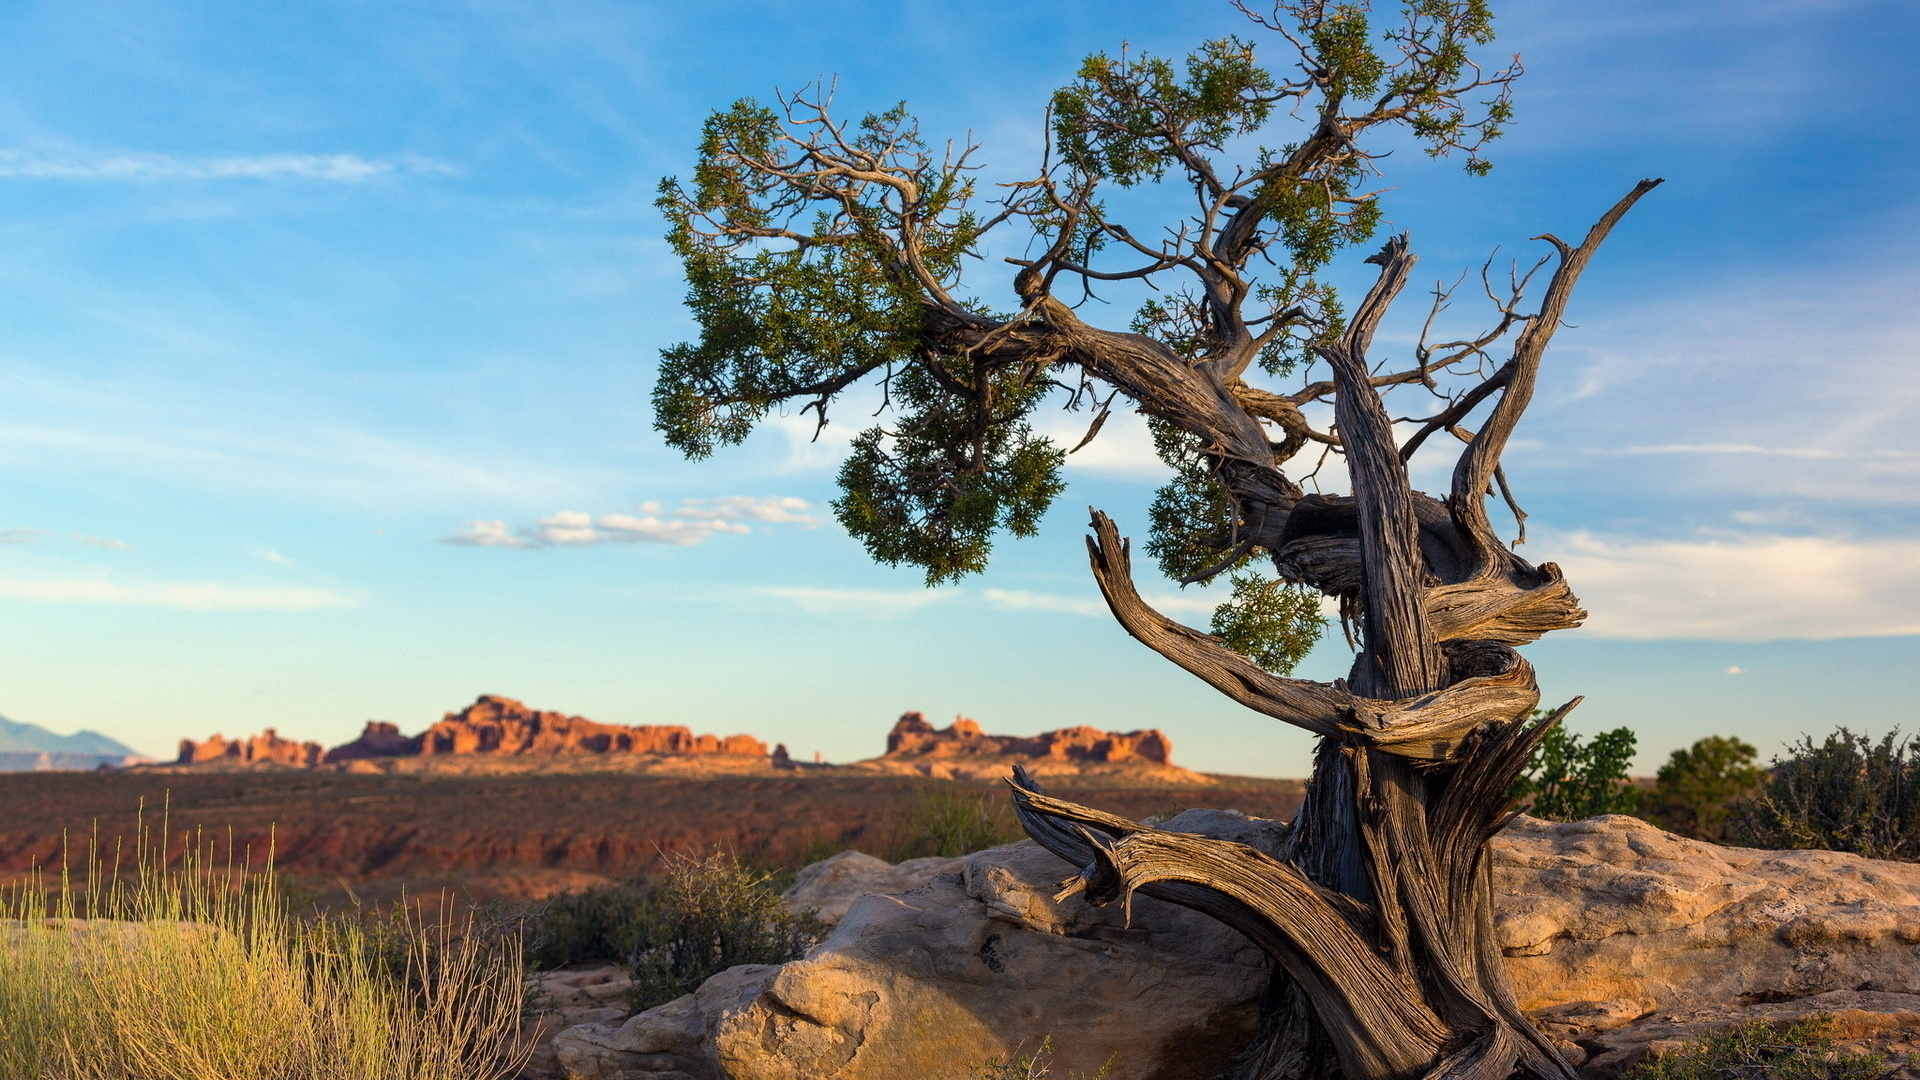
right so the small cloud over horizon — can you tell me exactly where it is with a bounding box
[0,575,356,611]
[72,534,130,550]
[0,150,450,183]
[0,528,46,544]
[754,585,952,620]
[1544,529,1920,642]
[445,496,819,550]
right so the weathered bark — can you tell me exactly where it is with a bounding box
[1009,181,1662,1080]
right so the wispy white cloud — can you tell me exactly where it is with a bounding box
[1541,529,1920,641]
[253,549,296,567]
[0,150,451,183]
[981,586,1233,619]
[754,585,952,620]
[71,534,129,550]
[982,588,1106,617]
[0,575,357,611]
[445,496,815,549]
[674,495,818,526]
[0,528,45,544]
[1531,257,1920,507]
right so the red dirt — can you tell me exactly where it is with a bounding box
[0,769,1304,910]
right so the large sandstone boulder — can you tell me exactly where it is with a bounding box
[553,813,1920,1080]
[554,810,1282,1080]
[780,850,967,924]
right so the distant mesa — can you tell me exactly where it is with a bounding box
[884,712,1173,765]
[178,728,323,769]
[175,695,769,771]
[861,711,1208,784]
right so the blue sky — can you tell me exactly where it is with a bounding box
[0,0,1915,777]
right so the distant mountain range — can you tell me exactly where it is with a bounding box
[0,714,146,771]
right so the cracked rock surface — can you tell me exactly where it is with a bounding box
[549,813,1920,1080]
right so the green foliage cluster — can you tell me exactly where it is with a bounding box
[1731,728,1920,860]
[884,783,1027,863]
[833,363,1065,584]
[1508,720,1639,821]
[517,851,824,1012]
[1142,417,1327,675]
[1640,736,1764,842]
[1209,570,1327,675]
[1622,1014,1890,1080]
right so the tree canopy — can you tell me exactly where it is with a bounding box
[655,0,1529,674]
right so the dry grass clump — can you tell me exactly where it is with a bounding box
[969,1035,1112,1079]
[884,783,1024,863]
[0,813,528,1080]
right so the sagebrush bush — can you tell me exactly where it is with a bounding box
[1623,1014,1889,1080]
[0,821,527,1080]
[520,878,657,969]
[1733,727,1920,858]
[885,783,1025,862]
[624,851,825,1011]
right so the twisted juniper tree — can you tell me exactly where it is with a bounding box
[655,3,1656,1077]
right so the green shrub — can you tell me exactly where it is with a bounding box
[1509,720,1639,821]
[1733,728,1920,859]
[625,851,825,1011]
[1623,1013,1889,1080]
[1642,736,1765,841]
[884,783,1025,862]
[519,879,657,969]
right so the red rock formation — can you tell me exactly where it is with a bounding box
[882,712,1173,766]
[175,696,769,770]
[415,696,767,758]
[176,729,324,768]
[323,721,421,763]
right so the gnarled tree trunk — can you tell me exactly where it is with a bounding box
[1007,182,1662,1080]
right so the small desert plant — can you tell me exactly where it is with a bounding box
[1733,727,1920,858]
[1642,735,1765,841]
[1509,719,1640,821]
[0,818,528,1080]
[885,782,1025,862]
[518,878,658,969]
[624,850,825,1011]
[970,1035,1113,1079]
[1623,1013,1889,1080]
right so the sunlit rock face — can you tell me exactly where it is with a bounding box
[413,695,767,757]
[882,710,1173,764]
[551,813,1920,1080]
[176,728,323,768]
[176,694,769,769]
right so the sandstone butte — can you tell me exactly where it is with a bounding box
[174,728,324,768]
[882,711,1174,765]
[176,694,768,768]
